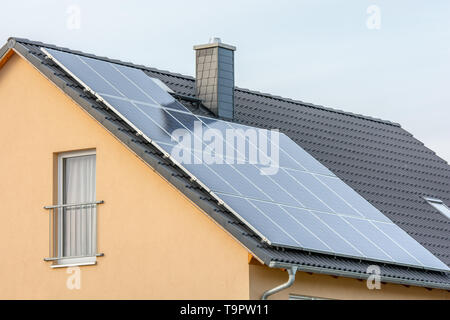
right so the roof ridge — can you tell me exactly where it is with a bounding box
[10,37,194,80]
[233,86,401,127]
[11,37,400,127]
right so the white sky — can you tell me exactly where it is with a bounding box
[1,0,449,162]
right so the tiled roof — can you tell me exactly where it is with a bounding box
[5,37,450,289]
[147,60,450,267]
[145,53,450,268]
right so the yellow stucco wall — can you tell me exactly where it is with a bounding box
[249,264,449,300]
[0,52,250,299]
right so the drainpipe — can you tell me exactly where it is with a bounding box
[261,266,298,300]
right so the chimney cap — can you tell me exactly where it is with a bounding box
[194,38,236,51]
[209,37,222,44]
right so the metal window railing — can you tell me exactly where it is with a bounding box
[43,201,104,262]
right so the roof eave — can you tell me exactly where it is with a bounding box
[269,261,450,291]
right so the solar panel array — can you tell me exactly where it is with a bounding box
[42,47,450,272]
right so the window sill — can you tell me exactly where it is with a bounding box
[45,253,104,268]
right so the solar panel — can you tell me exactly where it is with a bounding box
[42,47,450,272]
[150,77,175,94]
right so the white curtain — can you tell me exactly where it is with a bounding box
[62,155,96,257]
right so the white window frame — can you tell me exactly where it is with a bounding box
[54,149,97,268]
[424,197,450,220]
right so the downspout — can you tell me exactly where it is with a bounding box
[261,266,298,300]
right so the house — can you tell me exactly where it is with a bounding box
[0,37,449,299]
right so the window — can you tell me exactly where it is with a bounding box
[424,197,450,219]
[45,150,102,267]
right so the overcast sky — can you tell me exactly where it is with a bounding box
[1,0,449,162]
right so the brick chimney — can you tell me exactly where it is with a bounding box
[194,38,236,119]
